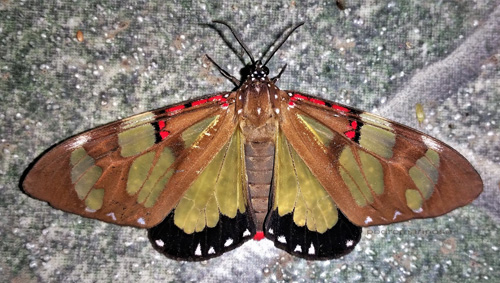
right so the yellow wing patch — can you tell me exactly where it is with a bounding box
[338,146,385,207]
[174,129,246,234]
[359,113,396,159]
[274,130,337,234]
[70,147,104,211]
[182,116,220,148]
[405,149,440,212]
[118,112,156,157]
[296,113,334,149]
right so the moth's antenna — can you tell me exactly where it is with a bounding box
[213,20,255,64]
[263,22,304,67]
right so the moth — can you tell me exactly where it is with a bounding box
[23,21,483,261]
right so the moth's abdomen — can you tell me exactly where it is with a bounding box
[244,141,275,230]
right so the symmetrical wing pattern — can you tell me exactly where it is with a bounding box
[23,23,482,261]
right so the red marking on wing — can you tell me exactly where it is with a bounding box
[160,131,170,139]
[158,120,166,129]
[309,98,325,105]
[333,105,350,112]
[291,93,307,101]
[351,121,358,129]
[221,102,229,108]
[208,95,223,102]
[166,105,185,113]
[288,101,295,107]
[345,130,356,139]
[253,231,265,241]
[192,99,208,106]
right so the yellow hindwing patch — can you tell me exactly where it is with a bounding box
[174,130,246,234]
[274,130,337,234]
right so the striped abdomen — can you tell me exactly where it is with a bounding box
[244,141,275,230]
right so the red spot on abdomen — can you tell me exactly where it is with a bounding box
[253,231,265,241]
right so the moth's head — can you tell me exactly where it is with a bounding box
[241,60,270,81]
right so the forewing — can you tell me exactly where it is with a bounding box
[278,91,482,227]
[23,93,239,228]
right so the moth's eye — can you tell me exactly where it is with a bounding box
[262,66,269,75]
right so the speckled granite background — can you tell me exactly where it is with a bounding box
[1,1,499,282]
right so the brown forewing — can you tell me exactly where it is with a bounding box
[23,93,238,228]
[279,93,482,227]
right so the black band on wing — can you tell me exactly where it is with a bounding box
[148,209,256,261]
[264,209,361,260]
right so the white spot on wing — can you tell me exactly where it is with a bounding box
[346,240,354,247]
[155,239,164,247]
[413,207,424,213]
[237,109,242,114]
[224,238,233,247]
[294,245,302,252]
[393,210,402,220]
[195,243,202,256]
[85,207,96,213]
[422,135,442,151]
[69,134,91,149]
[274,108,280,114]
[243,229,251,237]
[208,246,215,254]
[137,218,146,225]
[257,107,261,115]
[268,228,274,235]
[308,243,315,255]
[364,216,373,224]
[274,94,278,99]
[277,235,287,244]
[106,212,117,221]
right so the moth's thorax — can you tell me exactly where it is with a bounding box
[238,76,279,143]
